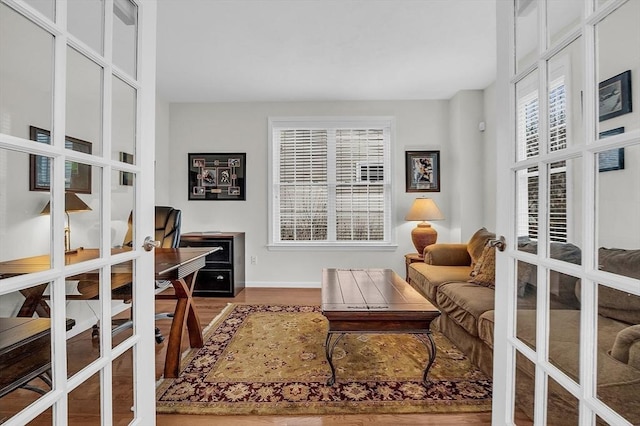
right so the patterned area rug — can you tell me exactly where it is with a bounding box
[156,304,492,415]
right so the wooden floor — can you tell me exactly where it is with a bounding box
[1,288,532,425]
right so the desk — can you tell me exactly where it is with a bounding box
[0,247,218,378]
[0,317,75,398]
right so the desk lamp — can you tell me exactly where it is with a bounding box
[41,192,92,253]
[405,198,444,257]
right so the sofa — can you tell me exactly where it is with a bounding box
[407,228,640,424]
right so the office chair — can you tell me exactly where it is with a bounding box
[101,206,182,343]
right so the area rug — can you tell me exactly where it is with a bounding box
[156,304,492,415]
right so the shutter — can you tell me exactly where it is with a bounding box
[278,129,328,241]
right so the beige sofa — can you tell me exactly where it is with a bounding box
[407,228,640,424]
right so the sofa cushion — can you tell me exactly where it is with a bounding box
[408,263,473,303]
[424,243,471,266]
[469,243,496,288]
[436,282,495,337]
[574,248,640,324]
[467,228,496,267]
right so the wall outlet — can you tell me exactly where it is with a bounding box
[250,256,257,265]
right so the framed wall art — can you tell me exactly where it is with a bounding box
[119,151,134,186]
[599,70,632,122]
[405,150,440,192]
[188,152,246,200]
[598,127,625,172]
[29,126,92,193]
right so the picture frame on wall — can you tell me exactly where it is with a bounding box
[119,152,134,186]
[405,150,440,192]
[188,152,246,200]
[29,126,92,194]
[598,127,625,172]
[599,70,632,122]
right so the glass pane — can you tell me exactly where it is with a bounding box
[547,0,582,47]
[547,38,584,153]
[66,269,102,379]
[26,406,52,425]
[0,148,52,263]
[597,143,640,271]
[112,349,134,424]
[112,76,137,162]
[24,0,55,21]
[547,376,579,424]
[0,3,54,138]
[516,260,537,349]
[516,167,539,251]
[65,166,101,253]
[549,270,581,380]
[68,370,101,424]
[66,47,103,156]
[596,0,640,134]
[596,284,640,424]
[113,0,138,78]
[516,70,540,161]
[516,0,538,73]
[68,0,104,54]
[547,157,583,256]
[514,351,536,424]
[0,286,55,420]
[111,260,134,349]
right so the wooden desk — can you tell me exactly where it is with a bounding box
[0,247,218,378]
[321,268,440,386]
[0,317,75,398]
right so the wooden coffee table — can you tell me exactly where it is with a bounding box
[321,268,440,386]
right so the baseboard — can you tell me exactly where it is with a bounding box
[245,281,320,288]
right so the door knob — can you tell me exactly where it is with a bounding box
[489,236,507,252]
[143,236,161,251]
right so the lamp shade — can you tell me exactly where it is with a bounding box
[404,198,444,222]
[40,192,92,215]
[405,198,444,256]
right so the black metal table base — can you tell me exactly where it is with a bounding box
[324,331,437,386]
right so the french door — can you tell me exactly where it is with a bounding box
[494,0,639,424]
[0,0,157,424]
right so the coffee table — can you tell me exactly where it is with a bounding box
[321,268,440,386]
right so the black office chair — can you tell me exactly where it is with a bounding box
[105,206,182,343]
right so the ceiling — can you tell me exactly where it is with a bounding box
[155,0,497,103]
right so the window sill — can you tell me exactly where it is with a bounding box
[267,243,398,251]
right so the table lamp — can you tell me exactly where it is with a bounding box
[41,192,92,253]
[405,198,444,256]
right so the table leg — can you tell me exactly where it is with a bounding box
[324,332,344,386]
[18,284,50,317]
[417,331,437,386]
[164,272,204,378]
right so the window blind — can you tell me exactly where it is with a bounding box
[271,119,392,246]
[517,81,568,243]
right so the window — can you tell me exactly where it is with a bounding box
[517,79,568,243]
[269,117,394,248]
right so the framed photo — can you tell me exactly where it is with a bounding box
[119,151,134,186]
[599,70,632,122]
[598,127,625,172]
[29,126,92,193]
[188,153,246,200]
[405,150,440,192]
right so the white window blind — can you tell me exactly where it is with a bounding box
[517,79,568,243]
[269,118,393,247]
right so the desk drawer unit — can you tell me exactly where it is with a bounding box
[180,232,245,297]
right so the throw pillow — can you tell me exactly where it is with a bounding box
[467,227,496,267]
[469,243,496,289]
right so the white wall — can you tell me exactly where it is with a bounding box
[449,90,488,242]
[155,96,171,206]
[160,97,489,286]
[483,82,497,230]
